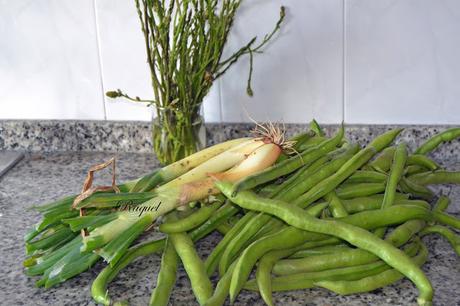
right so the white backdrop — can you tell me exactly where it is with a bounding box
[1,0,459,124]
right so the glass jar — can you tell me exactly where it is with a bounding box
[152,108,206,165]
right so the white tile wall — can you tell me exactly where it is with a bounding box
[0,0,105,120]
[94,0,153,121]
[345,0,460,124]
[219,0,343,123]
[1,1,460,124]
[94,0,222,122]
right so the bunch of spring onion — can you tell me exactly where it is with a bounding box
[24,121,460,306]
[24,123,297,288]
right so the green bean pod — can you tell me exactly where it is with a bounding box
[385,219,427,247]
[215,146,358,276]
[432,211,460,230]
[367,146,396,172]
[231,126,345,195]
[206,135,348,276]
[408,171,460,186]
[225,206,431,304]
[281,144,360,202]
[246,241,421,293]
[337,205,431,229]
[216,181,433,306]
[345,170,387,184]
[406,165,429,175]
[293,129,403,208]
[159,201,222,233]
[420,225,460,256]
[310,119,325,137]
[342,199,430,214]
[374,142,407,237]
[288,243,352,259]
[325,192,348,218]
[215,223,232,235]
[203,263,237,306]
[399,177,434,200]
[292,130,317,148]
[256,248,294,306]
[91,202,238,305]
[189,201,240,239]
[204,211,254,276]
[267,163,312,196]
[91,239,166,305]
[415,127,460,154]
[381,143,408,209]
[433,195,450,212]
[218,202,328,277]
[213,236,337,306]
[218,213,274,276]
[149,237,178,306]
[271,154,330,200]
[228,224,329,303]
[297,136,328,151]
[406,154,440,171]
[336,182,386,199]
[273,220,425,276]
[315,241,428,298]
[168,216,213,305]
[256,241,342,305]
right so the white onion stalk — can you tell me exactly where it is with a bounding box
[131,137,252,192]
[157,138,265,190]
[83,144,282,265]
[82,123,291,266]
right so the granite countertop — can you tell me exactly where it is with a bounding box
[1,151,459,306]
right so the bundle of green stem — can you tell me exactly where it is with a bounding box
[24,122,460,306]
[106,0,285,164]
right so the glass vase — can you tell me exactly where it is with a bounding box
[152,109,206,165]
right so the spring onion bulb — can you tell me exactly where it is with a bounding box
[131,137,252,192]
[157,138,264,190]
[82,139,283,265]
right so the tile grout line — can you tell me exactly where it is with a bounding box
[218,78,224,124]
[92,0,108,121]
[342,0,347,123]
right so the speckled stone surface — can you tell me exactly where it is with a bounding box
[1,120,459,211]
[1,120,459,159]
[0,151,459,306]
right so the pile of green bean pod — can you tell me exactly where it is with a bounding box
[24,125,460,306]
[211,126,460,306]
